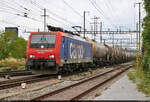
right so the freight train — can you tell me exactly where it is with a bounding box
[25,26,136,74]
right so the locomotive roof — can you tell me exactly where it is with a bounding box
[62,32,91,43]
[30,32,91,44]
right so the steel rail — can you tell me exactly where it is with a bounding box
[0,74,57,90]
[0,70,32,77]
[31,64,132,101]
[71,65,131,100]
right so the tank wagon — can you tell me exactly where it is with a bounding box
[26,26,136,74]
[85,39,135,67]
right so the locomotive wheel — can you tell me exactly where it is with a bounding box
[69,67,73,73]
[84,65,89,72]
[25,65,31,71]
[65,70,69,75]
[79,67,83,72]
[58,71,62,75]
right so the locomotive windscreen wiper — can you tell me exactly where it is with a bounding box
[38,36,48,43]
[30,34,56,48]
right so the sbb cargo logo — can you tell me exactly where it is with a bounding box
[70,43,83,59]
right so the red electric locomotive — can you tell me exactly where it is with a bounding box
[25,31,93,74]
[26,32,66,74]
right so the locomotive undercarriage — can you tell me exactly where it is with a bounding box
[68,60,127,74]
[57,63,91,75]
[26,57,134,75]
[26,59,58,74]
[26,59,93,74]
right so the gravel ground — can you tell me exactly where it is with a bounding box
[44,72,114,100]
[0,75,53,95]
[0,74,35,82]
[0,78,9,81]
[94,75,150,100]
[62,66,114,81]
[3,80,78,100]
[1,62,132,100]
[80,67,131,100]
[1,66,113,100]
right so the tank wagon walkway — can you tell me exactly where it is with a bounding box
[94,74,150,100]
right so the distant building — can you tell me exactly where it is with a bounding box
[5,27,18,37]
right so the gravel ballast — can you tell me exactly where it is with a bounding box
[1,62,132,100]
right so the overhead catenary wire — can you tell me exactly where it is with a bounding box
[0,0,43,23]
[0,0,54,31]
[89,0,136,49]
[0,0,75,32]
[0,9,43,24]
[1,0,85,31]
[62,0,83,18]
[26,0,77,26]
[24,0,77,28]
[0,0,24,13]
[61,0,91,28]
[4,0,43,19]
[103,0,121,28]
[0,19,38,31]
[89,0,118,29]
[7,0,30,12]
[0,6,42,32]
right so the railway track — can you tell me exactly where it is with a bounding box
[0,63,130,90]
[0,65,116,90]
[0,70,32,77]
[31,64,132,101]
[0,74,57,90]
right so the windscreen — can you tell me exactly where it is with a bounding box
[30,34,56,48]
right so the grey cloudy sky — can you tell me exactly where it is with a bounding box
[0,0,145,44]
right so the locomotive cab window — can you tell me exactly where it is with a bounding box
[30,34,56,48]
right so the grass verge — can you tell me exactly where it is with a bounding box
[128,61,150,96]
[0,58,25,71]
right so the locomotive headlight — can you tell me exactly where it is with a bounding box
[49,55,54,58]
[29,55,35,58]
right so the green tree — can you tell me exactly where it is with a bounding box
[142,0,150,72]
[0,30,27,60]
[0,30,17,60]
[10,37,27,58]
